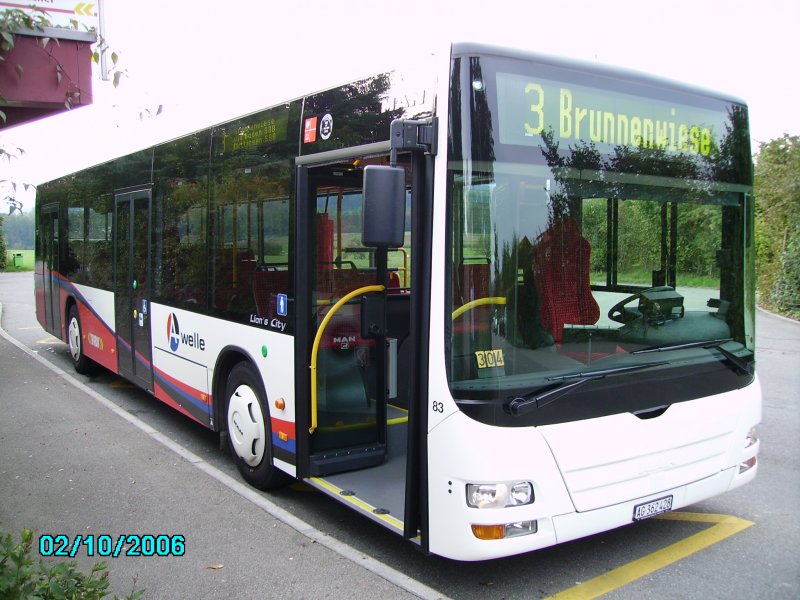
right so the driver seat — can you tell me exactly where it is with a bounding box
[532,218,600,342]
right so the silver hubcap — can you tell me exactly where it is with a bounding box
[68,316,81,362]
[227,384,266,467]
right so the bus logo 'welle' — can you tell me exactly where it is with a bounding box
[166,313,206,352]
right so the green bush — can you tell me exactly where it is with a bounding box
[0,526,143,600]
[770,224,800,317]
[755,134,800,318]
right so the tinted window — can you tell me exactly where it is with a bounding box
[152,132,211,310]
[210,103,299,331]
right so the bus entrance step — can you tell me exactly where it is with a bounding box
[310,443,386,476]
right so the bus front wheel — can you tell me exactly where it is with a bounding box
[67,304,95,374]
[225,362,288,490]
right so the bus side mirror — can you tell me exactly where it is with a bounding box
[362,165,405,248]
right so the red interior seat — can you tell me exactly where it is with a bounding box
[532,219,599,342]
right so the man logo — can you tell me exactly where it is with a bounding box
[167,313,181,351]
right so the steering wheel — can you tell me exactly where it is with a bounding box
[609,286,684,324]
[608,291,647,324]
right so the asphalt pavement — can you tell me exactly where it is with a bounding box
[0,271,435,600]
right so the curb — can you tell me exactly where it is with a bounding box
[756,305,800,325]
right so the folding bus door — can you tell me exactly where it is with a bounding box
[114,187,154,392]
[39,204,62,336]
[296,145,431,549]
[299,165,391,476]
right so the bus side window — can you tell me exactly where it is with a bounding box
[252,265,289,320]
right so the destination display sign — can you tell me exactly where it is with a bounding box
[220,106,289,153]
[496,72,729,158]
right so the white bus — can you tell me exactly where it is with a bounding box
[35,42,760,561]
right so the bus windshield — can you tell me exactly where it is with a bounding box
[446,50,755,420]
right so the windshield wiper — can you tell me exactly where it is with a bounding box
[632,338,753,374]
[545,361,671,381]
[505,361,669,416]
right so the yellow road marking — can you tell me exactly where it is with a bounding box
[546,512,754,600]
[37,336,61,344]
[110,379,136,389]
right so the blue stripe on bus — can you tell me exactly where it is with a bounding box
[154,371,210,414]
[272,432,296,453]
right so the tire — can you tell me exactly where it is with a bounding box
[67,305,95,374]
[225,362,288,490]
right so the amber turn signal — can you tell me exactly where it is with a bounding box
[471,524,505,540]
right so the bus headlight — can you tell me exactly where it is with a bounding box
[744,426,758,448]
[466,482,534,508]
[739,426,759,473]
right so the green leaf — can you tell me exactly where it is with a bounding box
[49,579,64,596]
[111,51,118,66]
[14,63,23,79]
[113,70,123,88]
[1,31,14,52]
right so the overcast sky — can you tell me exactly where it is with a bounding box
[2,0,797,211]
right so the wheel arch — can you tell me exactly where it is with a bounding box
[215,347,290,489]
[63,294,79,343]
[211,345,262,433]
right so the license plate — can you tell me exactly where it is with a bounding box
[633,495,673,521]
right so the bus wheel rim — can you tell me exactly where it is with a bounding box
[227,384,266,467]
[68,316,81,362]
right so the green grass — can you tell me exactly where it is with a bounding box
[591,270,719,289]
[3,249,34,271]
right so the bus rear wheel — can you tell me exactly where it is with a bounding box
[67,305,95,374]
[225,362,288,490]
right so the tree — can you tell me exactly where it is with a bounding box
[755,134,800,317]
[2,211,33,248]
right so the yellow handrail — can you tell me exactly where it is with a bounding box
[309,284,385,434]
[390,247,409,287]
[451,296,507,320]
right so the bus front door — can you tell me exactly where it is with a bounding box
[114,188,154,392]
[300,165,394,477]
